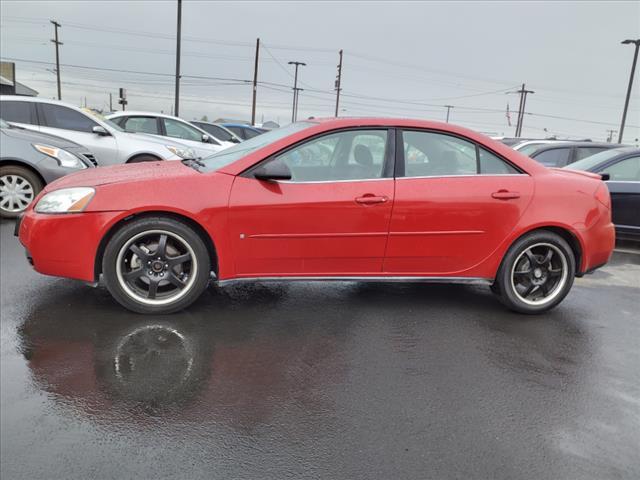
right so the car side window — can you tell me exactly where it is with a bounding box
[123,116,159,135]
[273,129,388,182]
[479,148,519,174]
[532,148,571,167]
[39,104,98,132]
[403,131,476,177]
[0,101,35,124]
[575,147,607,161]
[162,118,203,142]
[243,129,261,139]
[603,156,640,181]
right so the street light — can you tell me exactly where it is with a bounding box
[288,61,306,122]
[618,39,640,144]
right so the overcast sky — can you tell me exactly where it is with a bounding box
[1,0,639,141]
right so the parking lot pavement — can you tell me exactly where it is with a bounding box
[1,218,639,480]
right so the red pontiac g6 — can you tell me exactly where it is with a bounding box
[16,118,615,314]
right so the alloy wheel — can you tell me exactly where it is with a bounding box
[510,242,569,306]
[116,230,198,306]
[0,174,35,213]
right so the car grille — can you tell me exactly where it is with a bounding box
[82,153,98,167]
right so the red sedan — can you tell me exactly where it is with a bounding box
[16,118,615,314]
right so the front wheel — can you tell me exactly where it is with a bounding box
[493,230,575,314]
[102,217,211,314]
[0,166,43,218]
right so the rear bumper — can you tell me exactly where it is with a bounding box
[17,209,124,282]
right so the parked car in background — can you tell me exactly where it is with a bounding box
[0,96,193,165]
[528,142,619,167]
[0,118,94,217]
[107,112,232,158]
[190,121,242,143]
[564,147,640,241]
[220,123,267,140]
[16,118,614,315]
[512,140,570,156]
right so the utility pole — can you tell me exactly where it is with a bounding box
[606,129,617,142]
[512,83,534,137]
[334,49,343,117]
[50,20,62,100]
[444,105,454,123]
[251,38,260,126]
[288,61,306,122]
[174,0,182,117]
[618,39,640,143]
[109,93,113,112]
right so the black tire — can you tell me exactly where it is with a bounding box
[127,155,161,163]
[0,165,44,218]
[102,216,211,314]
[493,230,576,314]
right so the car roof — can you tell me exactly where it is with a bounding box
[221,122,261,129]
[107,111,184,119]
[532,141,619,151]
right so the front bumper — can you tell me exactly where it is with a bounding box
[17,209,124,282]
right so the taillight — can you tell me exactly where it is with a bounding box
[594,183,610,209]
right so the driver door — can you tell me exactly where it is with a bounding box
[227,129,395,277]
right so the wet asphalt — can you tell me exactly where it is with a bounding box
[1,218,639,480]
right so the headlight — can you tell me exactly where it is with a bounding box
[166,145,197,159]
[33,144,87,169]
[34,187,95,214]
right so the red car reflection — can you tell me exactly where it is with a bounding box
[17,118,614,314]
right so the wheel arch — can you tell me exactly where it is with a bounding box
[498,225,584,280]
[0,159,47,188]
[125,153,163,163]
[94,210,218,281]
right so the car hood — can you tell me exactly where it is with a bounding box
[1,125,84,150]
[44,160,199,191]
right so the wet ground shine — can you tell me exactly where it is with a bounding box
[1,219,639,479]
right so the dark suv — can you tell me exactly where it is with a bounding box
[528,142,620,168]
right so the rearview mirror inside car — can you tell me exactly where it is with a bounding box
[253,160,292,181]
[92,125,109,136]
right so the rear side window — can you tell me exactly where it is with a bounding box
[39,104,98,132]
[0,101,35,124]
[479,148,519,174]
[532,148,571,167]
[123,116,159,134]
[226,126,246,139]
[575,147,608,162]
[402,130,520,177]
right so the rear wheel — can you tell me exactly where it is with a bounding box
[493,230,575,314]
[102,217,211,314]
[0,165,43,218]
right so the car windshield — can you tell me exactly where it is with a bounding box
[199,121,315,172]
[564,147,633,171]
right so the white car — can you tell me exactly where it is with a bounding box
[0,96,195,165]
[106,111,233,158]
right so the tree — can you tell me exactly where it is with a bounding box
[200,115,208,122]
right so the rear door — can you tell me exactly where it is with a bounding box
[601,155,640,232]
[36,103,119,165]
[227,128,395,276]
[384,129,534,275]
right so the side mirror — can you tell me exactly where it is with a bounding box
[92,125,109,136]
[202,134,210,143]
[598,172,610,181]
[253,160,292,181]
